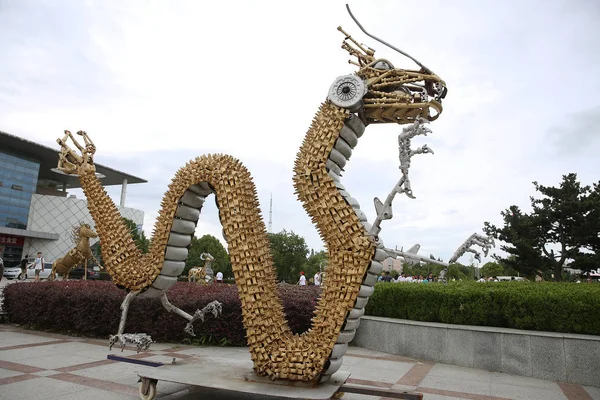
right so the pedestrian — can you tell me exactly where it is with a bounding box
[298,271,306,286]
[216,271,223,283]
[20,254,29,280]
[535,269,544,282]
[33,252,45,282]
[314,272,321,286]
[381,271,393,282]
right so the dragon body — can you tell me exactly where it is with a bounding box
[55,22,448,382]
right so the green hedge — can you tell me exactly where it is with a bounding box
[365,281,600,335]
[3,281,321,345]
[5,280,599,341]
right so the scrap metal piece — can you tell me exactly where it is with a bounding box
[449,233,495,264]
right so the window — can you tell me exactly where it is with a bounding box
[11,184,23,191]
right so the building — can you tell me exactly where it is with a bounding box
[382,257,404,273]
[0,130,147,268]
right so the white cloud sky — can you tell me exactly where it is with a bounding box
[1,0,599,265]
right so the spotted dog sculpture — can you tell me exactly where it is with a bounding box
[187,253,215,284]
[109,333,152,354]
[54,9,448,382]
[48,223,99,281]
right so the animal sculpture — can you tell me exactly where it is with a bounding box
[52,10,491,383]
[187,253,215,284]
[48,223,99,280]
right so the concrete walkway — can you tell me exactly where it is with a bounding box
[0,325,597,400]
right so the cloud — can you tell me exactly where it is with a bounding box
[2,0,599,266]
[549,106,600,155]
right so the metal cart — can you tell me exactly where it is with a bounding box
[108,353,423,400]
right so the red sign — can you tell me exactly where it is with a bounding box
[0,234,25,247]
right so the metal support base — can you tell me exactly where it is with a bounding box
[108,352,423,400]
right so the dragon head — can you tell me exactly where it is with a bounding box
[328,18,446,125]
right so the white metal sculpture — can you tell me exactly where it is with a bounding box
[370,118,495,278]
[369,118,434,240]
[109,333,153,353]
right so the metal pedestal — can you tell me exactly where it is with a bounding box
[108,353,422,400]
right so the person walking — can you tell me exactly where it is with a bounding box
[314,272,321,286]
[19,254,29,280]
[381,271,393,282]
[298,271,306,286]
[33,252,45,282]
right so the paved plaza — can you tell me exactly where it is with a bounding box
[0,325,598,400]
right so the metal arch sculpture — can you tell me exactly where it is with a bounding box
[53,7,459,383]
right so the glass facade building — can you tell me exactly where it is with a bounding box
[0,130,146,271]
[0,151,40,230]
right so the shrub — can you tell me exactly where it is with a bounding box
[4,281,321,345]
[366,281,600,335]
[7,280,598,342]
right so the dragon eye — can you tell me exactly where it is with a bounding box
[373,60,394,70]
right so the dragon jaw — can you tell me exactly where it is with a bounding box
[330,26,447,126]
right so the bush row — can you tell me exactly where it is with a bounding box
[366,281,600,335]
[3,281,321,345]
[5,280,599,343]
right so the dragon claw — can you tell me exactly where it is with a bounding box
[449,233,495,264]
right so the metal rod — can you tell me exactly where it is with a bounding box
[345,4,432,73]
[384,248,449,267]
[107,354,164,367]
[338,383,423,399]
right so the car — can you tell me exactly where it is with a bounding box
[3,265,23,280]
[67,265,101,280]
[24,262,53,280]
[496,276,525,282]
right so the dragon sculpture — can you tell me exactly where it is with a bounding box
[53,6,490,384]
[48,223,100,280]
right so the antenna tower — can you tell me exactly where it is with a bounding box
[268,193,273,233]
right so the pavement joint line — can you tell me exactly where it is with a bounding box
[0,373,39,385]
[54,359,117,372]
[557,381,594,400]
[0,338,74,351]
[0,359,46,373]
[346,377,394,388]
[161,352,194,359]
[47,372,140,397]
[345,351,421,364]
[416,386,513,400]
[395,362,435,387]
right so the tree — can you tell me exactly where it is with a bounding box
[122,218,150,253]
[302,250,328,281]
[480,261,503,278]
[447,263,470,281]
[268,230,309,283]
[484,174,600,281]
[93,217,149,266]
[186,234,231,278]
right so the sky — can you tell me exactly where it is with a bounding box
[1,0,599,266]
